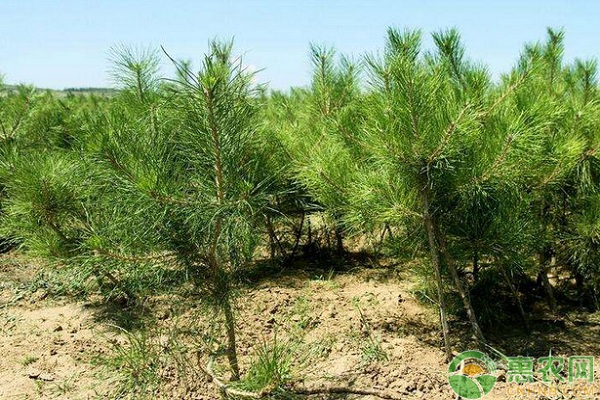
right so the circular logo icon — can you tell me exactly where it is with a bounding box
[448,350,497,399]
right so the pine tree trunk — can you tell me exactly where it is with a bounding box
[378,224,393,246]
[575,270,597,312]
[266,215,276,259]
[538,202,557,313]
[222,296,240,380]
[205,84,240,380]
[421,192,452,361]
[289,212,305,259]
[575,270,585,309]
[472,247,480,282]
[500,264,530,333]
[265,214,286,260]
[435,225,486,343]
[334,223,344,255]
[538,248,557,313]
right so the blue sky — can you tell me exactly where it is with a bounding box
[1,1,599,90]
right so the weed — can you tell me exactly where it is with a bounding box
[21,355,39,366]
[290,295,313,331]
[360,334,389,364]
[351,297,389,365]
[1,313,18,334]
[34,380,45,396]
[97,326,163,398]
[52,375,76,395]
[311,268,340,290]
[236,334,295,393]
[315,268,336,282]
[10,264,93,303]
[305,335,336,360]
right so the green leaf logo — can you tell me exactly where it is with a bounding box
[448,350,497,399]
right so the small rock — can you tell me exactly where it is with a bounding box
[326,304,337,318]
[39,373,54,382]
[376,375,388,387]
[388,369,401,378]
[291,314,301,322]
[26,368,54,381]
[53,325,63,332]
[405,381,417,392]
[27,369,41,379]
[389,380,401,389]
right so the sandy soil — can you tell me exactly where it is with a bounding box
[1,254,599,399]
[0,257,113,399]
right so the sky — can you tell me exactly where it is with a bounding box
[1,1,599,90]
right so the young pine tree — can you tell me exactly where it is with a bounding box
[271,45,364,254]
[346,28,551,354]
[1,42,276,380]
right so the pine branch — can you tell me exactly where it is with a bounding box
[8,99,30,137]
[204,85,226,204]
[92,248,177,263]
[427,103,470,163]
[150,191,191,206]
[478,134,514,182]
[479,71,529,117]
[318,170,345,193]
[104,151,136,182]
[161,46,199,88]
[203,82,227,274]
[0,118,7,139]
[539,163,564,187]
[290,384,406,400]
[407,79,420,139]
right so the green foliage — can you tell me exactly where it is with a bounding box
[236,335,295,393]
[99,327,164,398]
[3,26,600,390]
[108,44,161,104]
[0,151,94,257]
[352,298,389,364]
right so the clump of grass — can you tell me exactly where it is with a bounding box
[351,296,389,365]
[21,355,39,366]
[52,375,76,395]
[1,313,18,334]
[14,264,93,302]
[235,335,295,393]
[290,295,313,331]
[34,380,45,396]
[97,326,164,398]
[311,268,340,290]
[360,333,389,365]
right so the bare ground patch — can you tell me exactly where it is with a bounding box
[1,254,599,399]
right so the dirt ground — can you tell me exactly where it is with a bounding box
[1,253,599,399]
